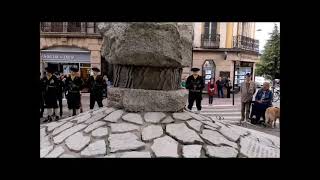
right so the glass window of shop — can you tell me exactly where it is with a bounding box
[202,60,216,85]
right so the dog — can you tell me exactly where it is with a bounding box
[265,107,280,128]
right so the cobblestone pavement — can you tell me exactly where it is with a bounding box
[40,107,280,158]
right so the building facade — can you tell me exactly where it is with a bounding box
[187,22,260,92]
[40,22,112,81]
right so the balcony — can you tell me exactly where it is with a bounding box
[40,22,101,38]
[201,33,220,48]
[233,35,259,52]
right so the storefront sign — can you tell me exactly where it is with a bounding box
[41,51,90,63]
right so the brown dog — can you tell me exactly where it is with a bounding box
[265,107,280,128]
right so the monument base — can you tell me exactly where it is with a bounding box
[107,87,188,112]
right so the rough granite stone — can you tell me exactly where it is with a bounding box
[172,112,192,120]
[84,121,107,133]
[186,120,202,132]
[200,129,238,149]
[103,110,124,123]
[80,140,107,157]
[110,122,140,133]
[205,145,238,158]
[65,132,91,152]
[91,127,109,138]
[182,145,202,158]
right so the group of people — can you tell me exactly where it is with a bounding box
[40,66,108,122]
[184,67,274,126]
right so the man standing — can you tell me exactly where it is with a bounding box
[87,67,106,109]
[42,67,60,122]
[54,72,64,118]
[240,73,256,124]
[216,76,224,98]
[65,66,84,116]
[185,68,205,114]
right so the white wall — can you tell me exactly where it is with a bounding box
[193,22,202,48]
[219,22,227,48]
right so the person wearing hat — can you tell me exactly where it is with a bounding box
[240,73,256,124]
[41,67,60,122]
[54,72,64,118]
[40,72,45,118]
[64,66,84,116]
[86,67,106,109]
[185,67,205,114]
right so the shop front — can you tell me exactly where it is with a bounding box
[40,47,91,81]
[234,61,254,91]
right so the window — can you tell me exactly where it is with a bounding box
[67,22,81,32]
[204,22,217,37]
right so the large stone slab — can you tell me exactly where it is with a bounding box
[40,135,51,149]
[53,124,87,144]
[151,136,179,158]
[122,113,143,125]
[200,129,238,149]
[110,123,140,133]
[85,113,106,124]
[202,121,220,129]
[52,122,74,136]
[166,123,203,144]
[186,111,207,121]
[186,120,202,132]
[80,140,107,157]
[205,146,238,158]
[92,127,109,138]
[99,22,192,68]
[142,125,163,141]
[40,145,53,158]
[92,107,109,115]
[103,110,124,123]
[239,137,280,158]
[105,151,151,158]
[60,154,77,158]
[40,128,46,138]
[218,126,242,142]
[104,107,116,115]
[84,121,107,133]
[108,132,145,152]
[182,145,202,158]
[45,146,65,158]
[144,112,166,123]
[65,132,91,152]
[122,88,188,112]
[172,112,192,121]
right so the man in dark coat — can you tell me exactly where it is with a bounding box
[64,66,84,116]
[54,72,64,117]
[185,67,205,114]
[40,72,45,118]
[87,67,106,109]
[42,67,60,122]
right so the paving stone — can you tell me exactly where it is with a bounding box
[161,116,175,124]
[84,121,107,133]
[104,107,116,115]
[200,129,238,149]
[166,123,203,143]
[80,140,107,157]
[218,126,242,142]
[108,132,145,152]
[142,125,163,141]
[122,113,143,125]
[172,112,192,120]
[239,137,280,158]
[111,123,140,133]
[151,136,179,158]
[40,135,51,149]
[65,132,91,152]
[53,124,87,144]
[182,145,202,158]
[52,122,74,136]
[74,113,91,123]
[85,113,107,124]
[40,145,53,158]
[186,120,202,132]
[104,110,124,123]
[202,121,220,129]
[205,145,238,158]
[45,146,65,158]
[46,121,67,132]
[60,154,77,158]
[203,125,218,131]
[144,112,166,123]
[92,127,109,138]
[105,151,151,158]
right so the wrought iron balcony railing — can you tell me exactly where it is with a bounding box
[233,35,259,52]
[201,33,220,48]
[40,22,99,34]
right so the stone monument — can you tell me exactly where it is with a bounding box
[40,22,280,158]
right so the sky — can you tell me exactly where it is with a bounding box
[255,22,280,53]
